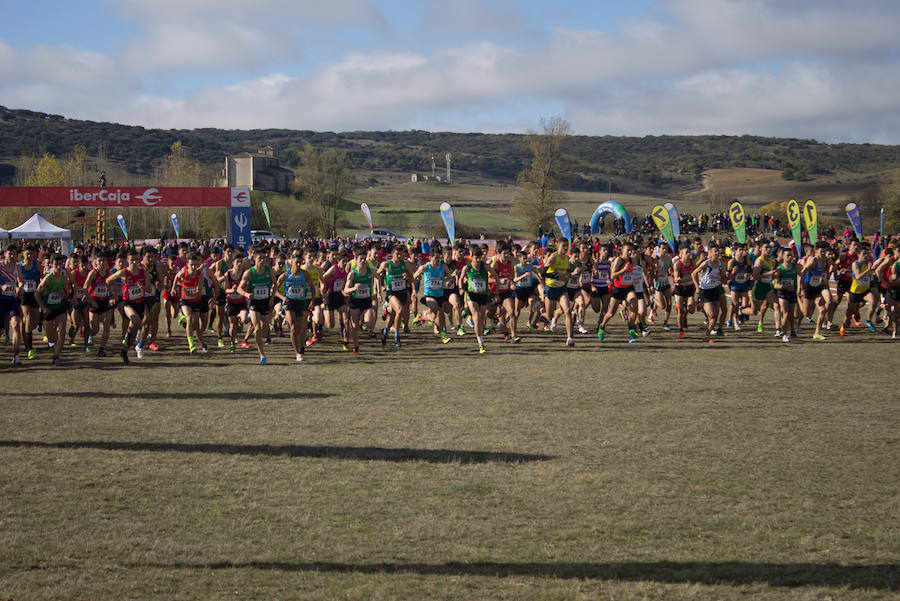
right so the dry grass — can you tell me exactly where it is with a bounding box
[1,306,897,600]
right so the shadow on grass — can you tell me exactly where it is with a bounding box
[0,440,552,464]
[0,391,332,400]
[133,559,899,589]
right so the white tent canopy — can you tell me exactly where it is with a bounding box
[9,213,72,253]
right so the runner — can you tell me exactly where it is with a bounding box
[599,243,639,343]
[652,241,674,331]
[274,249,309,361]
[412,248,453,343]
[798,241,833,340]
[141,246,165,351]
[83,249,113,357]
[773,246,800,343]
[1,246,24,365]
[726,243,752,331]
[223,249,249,352]
[69,255,91,350]
[301,247,324,346]
[692,243,727,342]
[491,240,518,342]
[751,240,780,334]
[238,246,274,364]
[542,242,576,346]
[105,248,150,363]
[321,249,350,349]
[170,251,214,354]
[513,248,539,333]
[35,253,69,365]
[672,243,696,338]
[830,239,859,327]
[18,244,42,359]
[840,243,878,337]
[377,244,414,348]
[344,245,375,354]
[458,245,494,353]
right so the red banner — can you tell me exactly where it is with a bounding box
[0,187,231,208]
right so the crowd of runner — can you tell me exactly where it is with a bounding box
[1,233,897,365]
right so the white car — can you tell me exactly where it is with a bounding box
[359,229,407,242]
[250,229,277,242]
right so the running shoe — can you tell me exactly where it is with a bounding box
[27,349,35,360]
[120,348,129,364]
[178,314,187,327]
[353,347,360,354]
[774,329,783,337]
[135,344,144,359]
[457,325,465,336]
[678,330,685,338]
[782,334,790,343]
[259,355,267,365]
[512,336,521,343]
[85,346,91,353]
[265,337,271,345]
[148,342,160,351]
[97,348,107,358]
[51,356,60,366]
[726,320,732,329]
[217,338,225,348]
[478,344,486,354]
[229,343,236,353]
[381,328,388,346]
[628,328,638,340]
[188,336,196,353]
[11,355,22,366]
[441,332,452,344]
[757,323,764,333]
[296,353,303,362]
[839,325,846,337]
[716,329,726,337]
[240,340,250,349]
[394,334,401,348]
[549,320,557,332]
[734,323,742,331]
[566,338,575,347]
[813,333,826,341]
[466,316,475,329]
[578,325,588,334]
[342,342,350,351]
[662,323,671,332]
[866,320,876,332]
[597,327,605,341]
[825,321,833,330]
[200,344,208,353]
[641,328,650,337]
[852,316,862,326]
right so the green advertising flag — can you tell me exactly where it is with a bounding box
[786,199,803,253]
[728,201,747,244]
[803,199,818,244]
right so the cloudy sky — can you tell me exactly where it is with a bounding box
[2,0,899,142]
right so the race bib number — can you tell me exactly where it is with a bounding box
[620,273,633,285]
[707,277,720,288]
[332,279,345,292]
[781,278,795,290]
[566,277,579,288]
[390,278,407,291]
[470,278,487,293]
[183,286,199,298]
[253,285,269,300]
[75,287,86,298]
[287,285,305,300]
[655,277,670,288]
[1,286,14,297]
[428,277,443,290]
[858,275,871,286]
[595,273,609,285]
[47,291,62,304]
[516,277,532,288]
[23,280,36,293]
[808,275,823,287]
[355,284,371,298]
[734,273,749,283]
[128,285,143,299]
[759,276,773,284]
[580,272,591,285]
[93,284,108,297]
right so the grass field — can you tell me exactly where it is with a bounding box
[1,307,897,600]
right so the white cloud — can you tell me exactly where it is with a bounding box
[4,1,900,142]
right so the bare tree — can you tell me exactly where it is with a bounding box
[513,116,571,235]
[296,143,354,237]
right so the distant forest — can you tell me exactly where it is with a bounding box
[3,105,900,193]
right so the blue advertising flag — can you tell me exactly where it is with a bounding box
[116,214,128,240]
[171,213,180,239]
[554,208,573,243]
[845,203,863,239]
[439,202,455,245]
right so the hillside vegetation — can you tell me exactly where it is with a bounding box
[3,105,900,195]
